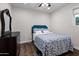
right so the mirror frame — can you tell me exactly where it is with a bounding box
[0,9,12,37]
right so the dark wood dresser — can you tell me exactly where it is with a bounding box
[0,32,20,56]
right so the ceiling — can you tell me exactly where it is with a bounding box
[10,3,69,13]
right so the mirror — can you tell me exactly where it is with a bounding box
[0,9,12,37]
[4,13,10,32]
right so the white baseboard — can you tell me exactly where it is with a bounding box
[74,46,79,50]
[18,40,32,44]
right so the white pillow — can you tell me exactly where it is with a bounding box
[43,30,50,33]
[34,31,43,36]
[34,31,42,34]
[43,30,49,33]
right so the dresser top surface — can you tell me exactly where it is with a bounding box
[0,32,20,38]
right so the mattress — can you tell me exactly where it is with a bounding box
[33,32,73,56]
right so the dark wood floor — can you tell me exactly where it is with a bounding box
[18,42,79,56]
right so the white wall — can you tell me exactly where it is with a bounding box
[11,7,51,43]
[50,3,79,49]
[0,3,12,36]
[0,3,11,12]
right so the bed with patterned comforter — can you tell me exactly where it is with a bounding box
[33,32,73,56]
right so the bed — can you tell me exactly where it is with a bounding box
[32,25,73,56]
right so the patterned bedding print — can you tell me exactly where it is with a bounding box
[33,33,73,56]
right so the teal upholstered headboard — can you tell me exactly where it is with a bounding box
[32,25,48,39]
[32,25,48,33]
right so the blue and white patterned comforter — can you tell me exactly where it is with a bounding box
[33,32,73,56]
